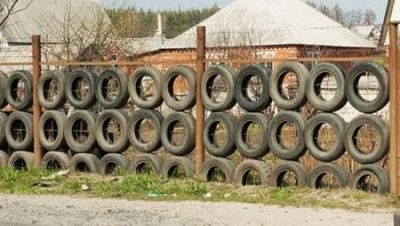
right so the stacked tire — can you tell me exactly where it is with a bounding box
[0,60,390,195]
[2,70,35,170]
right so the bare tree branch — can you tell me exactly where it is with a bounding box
[0,0,33,29]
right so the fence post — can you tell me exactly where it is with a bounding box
[195,26,206,175]
[32,35,42,166]
[389,23,399,195]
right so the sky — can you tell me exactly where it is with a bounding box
[102,0,389,23]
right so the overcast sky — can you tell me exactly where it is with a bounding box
[102,0,388,23]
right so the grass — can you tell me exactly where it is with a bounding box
[0,167,399,211]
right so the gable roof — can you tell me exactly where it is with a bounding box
[1,0,111,44]
[162,0,375,49]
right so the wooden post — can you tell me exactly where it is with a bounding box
[32,35,42,166]
[389,23,399,195]
[195,26,206,175]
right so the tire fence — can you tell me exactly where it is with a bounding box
[0,58,390,194]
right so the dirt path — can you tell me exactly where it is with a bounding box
[0,194,393,226]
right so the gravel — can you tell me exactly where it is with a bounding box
[0,194,393,226]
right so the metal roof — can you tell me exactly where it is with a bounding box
[2,0,111,44]
[162,0,375,49]
[392,0,400,23]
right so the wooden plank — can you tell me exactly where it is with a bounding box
[205,56,385,64]
[195,26,206,175]
[0,62,33,66]
[32,36,43,166]
[41,59,196,66]
[389,23,399,195]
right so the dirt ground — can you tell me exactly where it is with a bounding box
[0,194,393,226]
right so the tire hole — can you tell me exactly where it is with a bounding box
[276,170,298,187]
[354,72,379,101]
[101,75,120,102]
[167,165,186,178]
[242,74,263,102]
[71,77,90,101]
[242,169,261,186]
[206,74,228,104]
[206,167,226,182]
[167,74,189,102]
[314,72,337,101]
[312,122,337,153]
[315,172,340,189]
[135,74,155,102]
[278,71,299,100]
[277,121,299,150]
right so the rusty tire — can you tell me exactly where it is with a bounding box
[200,157,236,183]
[5,111,33,150]
[128,109,163,153]
[42,151,70,170]
[38,70,66,109]
[95,110,129,153]
[95,68,129,109]
[128,66,163,109]
[5,70,33,110]
[8,151,34,170]
[39,111,67,151]
[162,65,196,111]
[66,69,97,109]
[97,153,129,175]
[70,153,99,173]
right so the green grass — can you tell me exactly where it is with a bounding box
[0,167,398,211]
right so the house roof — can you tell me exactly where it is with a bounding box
[162,0,375,49]
[1,0,111,44]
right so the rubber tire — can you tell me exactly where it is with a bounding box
[203,112,236,157]
[345,62,389,113]
[8,151,34,170]
[305,113,346,162]
[5,111,33,150]
[234,159,272,186]
[345,114,389,164]
[39,111,67,151]
[235,65,272,112]
[97,153,129,175]
[161,112,195,156]
[162,65,196,111]
[128,66,162,109]
[130,153,162,174]
[0,71,8,108]
[269,62,309,110]
[95,110,129,153]
[268,111,306,160]
[0,150,9,167]
[70,153,99,173]
[349,165,389,194]
[309,163,349,189]
[95,68,128,109]
[200,157,236,183]
[201,65,236,111]
[271,161,307,187]
[6,70,33,110]
[128,109,163,153]
[64,110,96,153]
[70,147,105,159]
[0,112,7,146]
[65,69,97,109]
[307,63,347,112]
[235,113,269,159]
[41,151,70,170]
[38,70,66,109]
[162,156,194,178]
